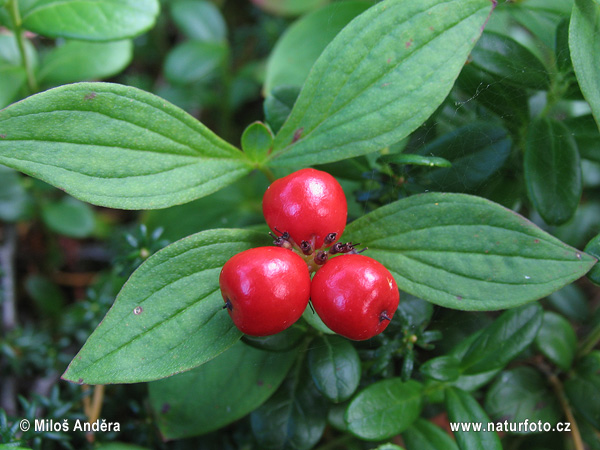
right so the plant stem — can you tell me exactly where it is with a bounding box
[259,166,277,183]
[7,0,38,94]
[578,319,600,358]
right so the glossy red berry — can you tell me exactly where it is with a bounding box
[262,168,347,250]
[219,247,311,336]
[310,254,399,341]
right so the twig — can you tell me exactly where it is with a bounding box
[0,223,17,332]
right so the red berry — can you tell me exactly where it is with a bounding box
[219,247,310,336]
[262,168,347,250]
[310,255,399,341]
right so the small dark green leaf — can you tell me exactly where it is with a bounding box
[264,85,300,134]
[448,329,500,392]
[565,352,600,429]
[460,303,543,374]
[0,83,251,210]
[469,31,549,89]
[414,123,511,192]
[445,387,502,450]
[41,197,95,238]
[585,234,600,285]
[0,165,28,222]
[165,41,227,85]
[344,193,596,310]
[546,283,590,322]
[379,153,451,168]
[251,364,328,450]
[252,0,330,17]
[241,121,274,163]
[25,274,65,318]
[565,115,600,163]
[269,0,495,167]
[346,378,422,440]
[570,0,600,130]
[95,444,149,450]
[420,356,460,382]
[264,1,371,94]
[38,40,133,85]
[149,341,297,439]
[535,311,577,370]
[525,118,582,225]
[62,229,269,384]
[302,306,335,334]
[484,367,561,432]
[308,335,361,403]
[170,0,226,42]
[242,325,305,352]
[21,0,160,41]
[402,418,459,450]
[396,294,434,329]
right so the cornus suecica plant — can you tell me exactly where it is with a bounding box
[1,0,600,449]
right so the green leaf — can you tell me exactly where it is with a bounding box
[546,283,590,322]
[460,303,543,374]
[0,65,26,108]
[25,274,66,318]
[565,115,600,163]
[0,33,38,67]
[585,233,600,285]
[308,335,361,403]
[95,444,149,450]
[372,445,405,450]
[565,353,600,429]
[302,306,335,334]
[264,1,372,94]
[570,0,600,130]
[0,165,28,222]
[484,367,561,431]
[242,325,305,352]
[170,0,226,42]
[251,363,328,450]
[268,0,495,167]
[62,229,269,384]
[344,193,596,310]
[21,0,160,41]
[345,378,422,440]
[469,31,549,89]
[445,387,502,450]
[41,196,96,238]
[534,311,577,370]
[149,341,297,439]
[402,418,459,450]
[252,0,331,17]
[420,356,460,382]
[164,41,227,85]
[38,40,133,85]
[448,329,500,392]
[0,82,251,210]
[396,294,434,329]
[525,118,582,226]
[379,153,451,168]
[241,121,273,163]
[414,122,511,192]
[264,85,300,134]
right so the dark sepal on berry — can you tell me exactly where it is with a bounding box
[300,240,312,255]
[315,251,328,265]
[324,232,338,246]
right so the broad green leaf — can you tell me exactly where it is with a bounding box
[379,153,451,168]
[570,0,600,130]
[251,0,330,17]
[241,121,273,163]
[547,283,590,322]
[62,229,269,384]
[0,65,26,108]
[264,1,372,94]
[21,0,160,41]
[402,418,459,450]
[469,31,549,89]
[251,363,328,450]
[565,352,600,428]
[534,311,577,370]
[448,329,500,392]
[268,0,495,167]
[149,341,297,439]
[303,306,335,334]
[420,356,460,382]
[264,85,300,134]
[0,165,28,222]
[38,40,133,85]
[414,122,511,192]
[242,325,305,352]
[372,445,404,450]
[525,118,582,226]
[508,0,571,49]
[460,303,543,374]
[0,82,251,210]
[344,193,595,310]
[484,367,561,431]
[308,335,361,403]
[585,233,600,285]
[41,196,96,238]
[346,378,422,440]
[445,387,502,450]
[170,0,226,42]
[164,41,227,85]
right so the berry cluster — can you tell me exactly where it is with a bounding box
[219,168,400,341]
